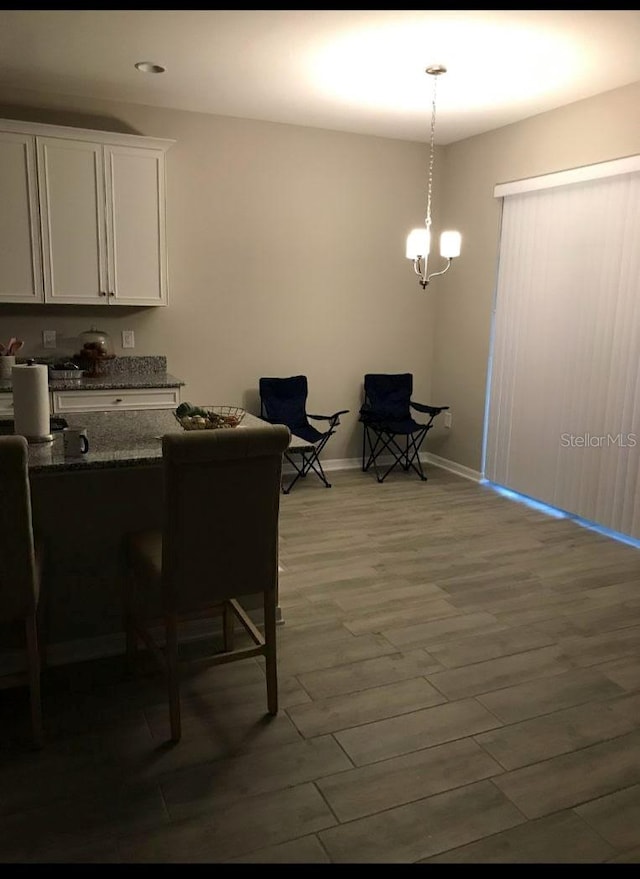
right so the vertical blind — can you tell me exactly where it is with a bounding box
[485,157,640,541]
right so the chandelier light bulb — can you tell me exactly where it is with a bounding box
[440,230,461,259]
[406,227,431,260]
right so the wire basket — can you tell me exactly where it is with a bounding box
[174,405,246,431]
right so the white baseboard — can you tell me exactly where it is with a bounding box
[285,452,481,482]
[422,452,483,482]
[282,455,360,475]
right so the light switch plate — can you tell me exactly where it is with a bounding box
[122,330,135,349]
[43,330,56,349]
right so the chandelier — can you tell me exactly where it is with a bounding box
[406,64,461,289]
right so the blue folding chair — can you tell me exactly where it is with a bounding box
[359,373,448,483]
[259,375,348,493]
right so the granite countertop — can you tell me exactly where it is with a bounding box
[27,409,182,473]
[27,410,274,473]
[0,355,184,393]
[48,372,184,391]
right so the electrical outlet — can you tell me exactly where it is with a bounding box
[121,330,135,349]
[444,411,452,429]
[42,330,56,349]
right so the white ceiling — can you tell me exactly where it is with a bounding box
[1,9,639,144]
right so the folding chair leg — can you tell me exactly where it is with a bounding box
[362,425,430,483]
[303,451,331,488]
[282,451,305,494]
[365,428,399,483]
[401,429,429,480]
[282,438,333,493]
[375,437,401,482]
[362,426,386,476]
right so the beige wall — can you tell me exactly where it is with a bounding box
[0,86,435,464]
[0,80,639,470]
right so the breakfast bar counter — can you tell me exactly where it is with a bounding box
[27,409,303,472]
[27,408,210,472]
[24,409,280,661]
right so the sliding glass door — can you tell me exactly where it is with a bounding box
[484,157,640,541]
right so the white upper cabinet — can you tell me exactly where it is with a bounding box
[105,145,168,306]
[0,119,174,306]
[0,131,44,302]
[38,137,108,304]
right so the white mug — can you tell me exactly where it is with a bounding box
[63,427,89,456]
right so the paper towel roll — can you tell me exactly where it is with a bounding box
[12,363,53,443]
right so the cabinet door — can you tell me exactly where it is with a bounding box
[0,132,44,302]
[105,145,168,306]
[37,137,108,304]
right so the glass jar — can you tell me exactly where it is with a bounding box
[76,327,115,376]
[77,327,114,358]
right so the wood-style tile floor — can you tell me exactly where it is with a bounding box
[2,466,640,863]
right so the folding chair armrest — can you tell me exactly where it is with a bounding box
[410,402,449,417]
[309,409,349,426]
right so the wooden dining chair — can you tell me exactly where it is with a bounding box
[0,436,44,749]
[123,423,291,743]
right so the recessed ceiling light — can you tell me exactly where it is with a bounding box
[135,61,166,74]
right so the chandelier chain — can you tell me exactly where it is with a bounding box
[425,72,439,230]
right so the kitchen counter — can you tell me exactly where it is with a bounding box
[21,408,285,657]
[51,372,183,391]
[0,372,183,393]
[0,354,184,393]
[27,409,180,472]
[27,409,272,472]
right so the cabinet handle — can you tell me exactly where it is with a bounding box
[98,290,107,297]
[114,398,123,403]
[108,291,115,298]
